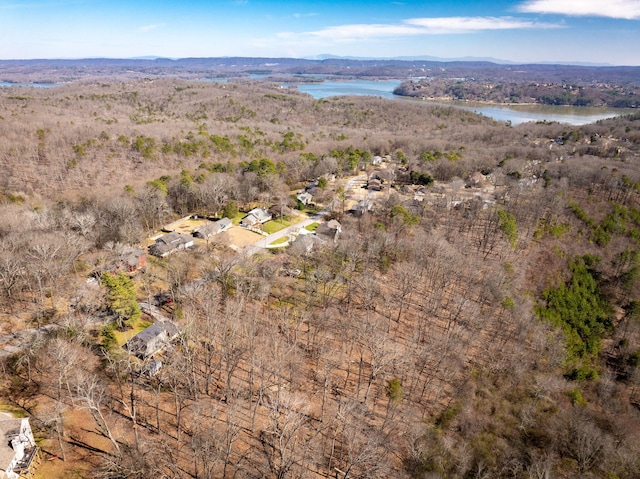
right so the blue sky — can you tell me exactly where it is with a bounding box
[1,0,639,65]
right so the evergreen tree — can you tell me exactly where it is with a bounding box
[101,272,141,328]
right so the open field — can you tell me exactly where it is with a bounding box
[226,226,263,248]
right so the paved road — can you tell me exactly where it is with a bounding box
[243,212,324,256]
[243,173,368,256]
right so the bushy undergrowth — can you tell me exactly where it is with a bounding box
[536,255,613,380]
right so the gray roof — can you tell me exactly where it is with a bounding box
[297,192,313,204]
[193,218,232,238]
[291,233,325,255]
[150,232,193,256]
[241,207,272,226]
[317,220,341,238]
[132,320,179,344]
[217,217,233,228]
[125,320,180,358]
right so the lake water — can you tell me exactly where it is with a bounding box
[294,79,632,125]
[296,79,403,100]
[421,100,631,126]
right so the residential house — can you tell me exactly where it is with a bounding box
[192,218,232,239]
[97,247,146,276]
[371,155,383,166]
[268,204,293,219]
[290,233,325,255]
[316,219,342,242]
[353,199,373,215]
[0,417,37,479]
[367,178,383,191]
[125,320,180,359]
[241,207,272,228]
[296,191,313,206]
[149,232,194,257]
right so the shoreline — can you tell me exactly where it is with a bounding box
[393,92,637,110]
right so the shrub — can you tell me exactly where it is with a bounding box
[497,209,517,248]
[566,388,587,406]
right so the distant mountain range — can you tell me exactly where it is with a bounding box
[0,56,637,85]
[309,54,613,67]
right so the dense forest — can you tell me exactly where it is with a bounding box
[394,78,640,107]
[2,57,640,84]
[0,75,640,479]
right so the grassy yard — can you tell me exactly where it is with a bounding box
[263,216,297,234]
[113,318,153,346]
[305,222,319,232]
[269,236,290,246]
[228,212,246,225]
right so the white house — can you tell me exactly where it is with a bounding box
[296,191,313,206]
[241,207,272,228]
[0,417,37,479]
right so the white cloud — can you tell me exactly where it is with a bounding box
[139,24,164,33]
[306,16,558,40]
[308,23,422,39]
[518,0,640,20]
[405,16,548,32]
[292,12,319,19]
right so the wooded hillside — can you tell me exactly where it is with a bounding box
[1,78,639,479]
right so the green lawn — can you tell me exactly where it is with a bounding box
[113,318,153,346]
[269,236,290,246]
[305,222,319,232]
[229,212,246,225]
[263,217,296,234]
